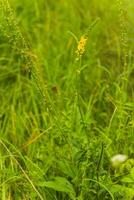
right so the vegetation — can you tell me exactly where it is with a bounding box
[0,0,134,199]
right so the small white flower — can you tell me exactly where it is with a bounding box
[111,154,127,167]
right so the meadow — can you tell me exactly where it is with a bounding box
[0,0,134,199]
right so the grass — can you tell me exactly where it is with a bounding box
[0,0,134,199]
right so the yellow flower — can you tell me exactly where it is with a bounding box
[76,35,88,60]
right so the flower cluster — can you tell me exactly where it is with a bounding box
[76,35,88,60]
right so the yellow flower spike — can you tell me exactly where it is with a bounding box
[75,35,88,61]
[75,18,100,61]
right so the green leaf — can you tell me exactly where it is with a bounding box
[121,177,134,183]
[38,176,76,200]
[130,167,134,179]
[111,185,134,200]
[58,160,76,178]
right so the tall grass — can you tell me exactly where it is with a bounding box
[0,0,134,199]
